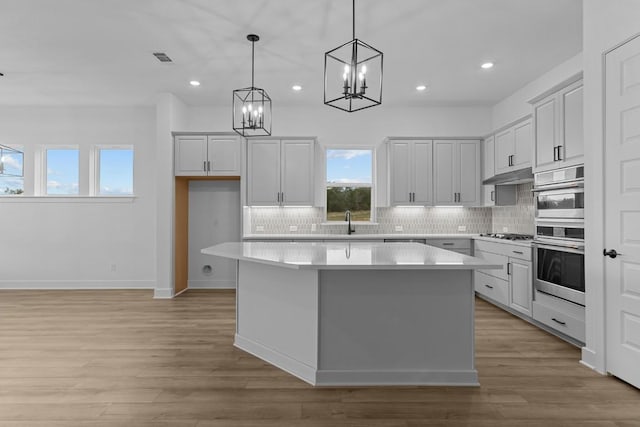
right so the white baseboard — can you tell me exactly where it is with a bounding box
[581,346,605,374]
[235,334,317,385]
[235,334,479,387]
[153,288,174,299]
[188,279,236,289]
[0,280,155,290]
[315,369,479,387]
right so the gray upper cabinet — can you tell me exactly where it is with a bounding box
[388,139,433,206]
[247,138,315,206]
[174,134,241,176]
[494,118,532,175]
[532,78,584,172]
[434,140,481,206]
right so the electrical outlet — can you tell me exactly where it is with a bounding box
[395,225,403,232]
[458,225,467,232]
[110,264,117,272]
[256,225,264,232]
[289,225,298,232]
[502,227,509,232]
[311,223,317,232]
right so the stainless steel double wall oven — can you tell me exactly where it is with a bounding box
[532,166,585,306]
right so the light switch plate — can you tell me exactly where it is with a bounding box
[502,227,509,232]
[255,225,264,232]
[289,225,298,232]
[311,223,317,232]
[395,225,403,232]
[458,225,467,232]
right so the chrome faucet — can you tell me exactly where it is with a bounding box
[345,210,355,235]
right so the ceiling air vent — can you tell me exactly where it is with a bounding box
[153,52,173,63]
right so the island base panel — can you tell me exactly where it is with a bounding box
[317,269,477,386]
[234,261,478,386]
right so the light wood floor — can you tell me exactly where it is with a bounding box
[0,290,639,427]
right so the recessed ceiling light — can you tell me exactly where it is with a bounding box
[416,85,427,92]
[190,80,201,87]
[481,62,494,69]
[292,85,302,91]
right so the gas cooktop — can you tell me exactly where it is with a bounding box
[479,233,534,241]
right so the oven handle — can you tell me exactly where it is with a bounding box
[531,181,584,192]
[533,241,584,253]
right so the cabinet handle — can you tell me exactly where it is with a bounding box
[203,161,207,172]
[551,317,566,326]
[490,190,495,202]
[280,192,284,204]
[207,160,211,171]
[556,145,563,161]
[507,262,511,275]
[512,250,523,255]
[485,284,494,289]
[553,146,557,161]
[442,243,454,246]
[277,192,280,203]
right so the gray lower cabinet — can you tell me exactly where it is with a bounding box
[473,240,532,316]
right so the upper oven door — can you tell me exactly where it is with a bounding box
[534,185,584,218]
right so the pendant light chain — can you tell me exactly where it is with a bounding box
[251,38,255,88]
[352,0,355,40]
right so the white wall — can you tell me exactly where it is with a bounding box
[0,106,157,289]
[183,105,493,142]
[491,53,583,130]
[582,0,640,374]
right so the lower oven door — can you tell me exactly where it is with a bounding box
[533,241,585,306]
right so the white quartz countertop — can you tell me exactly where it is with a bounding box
[202,241,502,271]
[242,233,478,241]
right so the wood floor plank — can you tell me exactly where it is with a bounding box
[0,289,638,425]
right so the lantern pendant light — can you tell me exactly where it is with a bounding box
[324,0,383,112]
[233,34,272,137]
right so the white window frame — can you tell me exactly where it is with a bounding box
[91,145,135,197]
[40,145,80,196]
[0,144,25,196]
[324,146,376,223]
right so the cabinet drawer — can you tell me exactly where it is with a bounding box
[474,249,508,281]
[532,300,585,343]
[474,272,509,306]
[426,238,471,250]
[474,239,532,261]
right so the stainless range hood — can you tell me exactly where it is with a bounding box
[482,167,534,185]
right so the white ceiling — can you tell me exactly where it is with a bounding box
[0,0,582,108]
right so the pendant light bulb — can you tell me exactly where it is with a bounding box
[361,64,367,74]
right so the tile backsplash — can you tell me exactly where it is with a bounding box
[245,183,534,235]
[491,182,535,235]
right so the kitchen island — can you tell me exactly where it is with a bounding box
[202,241,500,386]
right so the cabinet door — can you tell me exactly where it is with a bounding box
[207,136,240,175]
[433,140,456,205]
[281,140,314,205]
[175,135,207,176]
[483,185,495,207]
[533,95,557,172]
[483,136,495,180]
[513,119,532,169]
[247,139,281,205]
[412,140,433,205]
[458,141,480,205]
[494,128,513,174]
[561,82,584,167]
[389,141,412,205]
[509,259,532,316]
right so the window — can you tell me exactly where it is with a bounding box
[0,145,24,195]
[326,149,373,221]
[46,148,79,195]
[97,147,134,195]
